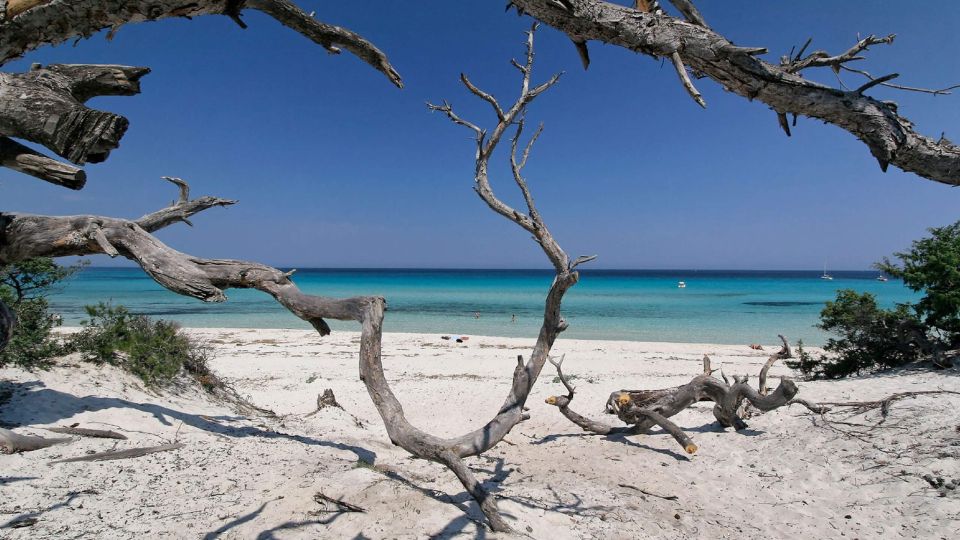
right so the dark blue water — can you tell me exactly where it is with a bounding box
[47,268,918,345]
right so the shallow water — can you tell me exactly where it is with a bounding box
[49,268,917,345]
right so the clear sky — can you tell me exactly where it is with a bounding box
[3,1,959,270]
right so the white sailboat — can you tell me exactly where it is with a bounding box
[820,263,833,280]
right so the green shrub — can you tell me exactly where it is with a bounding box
[812,291,925,378]
[0,258,83,369]
[71,303,212,387]
[877,220,960,345]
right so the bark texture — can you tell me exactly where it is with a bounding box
[512,0,960,186]
[0,64,149,165]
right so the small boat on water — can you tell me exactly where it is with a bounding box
[876,275,889,282]
[677,281,686,288]
[820,263,833,281]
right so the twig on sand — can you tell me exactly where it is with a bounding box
[617,483,678,501]
[49,443,185,464]
[44,426,127,440]
[313,492,366,513]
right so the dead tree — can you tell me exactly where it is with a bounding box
[510,0,960,186]
[545,341,799,453]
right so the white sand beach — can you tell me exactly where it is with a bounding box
[1,329,958,539]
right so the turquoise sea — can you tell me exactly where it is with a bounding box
[46,268,919,345]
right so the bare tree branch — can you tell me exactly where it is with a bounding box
[511,0,960,186]
[0,0,401,88]
[0,178,370,336]
[0,136,86,189]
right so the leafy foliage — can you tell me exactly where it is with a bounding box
[70,303,212,387]
[877,220,960,344]
[813,291,925,378]
[0,258,84,369]
[810,220,960,378]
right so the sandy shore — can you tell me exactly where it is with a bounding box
[1,329,958,539]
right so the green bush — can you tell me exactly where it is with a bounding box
[0,258,83,369]
[877,220,960,345]
[809,221,960,378]
[813,291,925,378]
[71,303,212,387]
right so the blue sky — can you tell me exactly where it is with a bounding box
[3,0,959,270]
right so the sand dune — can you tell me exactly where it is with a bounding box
[1,329,958,538]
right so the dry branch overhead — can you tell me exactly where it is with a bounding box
[546,338,799,453]
[0,136,86,189]
[0,427,72,453]
[511,0,960,185]
[0,0,401,88]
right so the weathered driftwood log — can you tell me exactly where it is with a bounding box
[0,427,72,453]
[0,0,401,88]
[546,343,799,453]
[0,64,149,165]
[512,0,960,186]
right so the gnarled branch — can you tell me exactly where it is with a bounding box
[512,0,960,185]
[0,178,371,336]
[0,0,401,88]
[547,336,800,452]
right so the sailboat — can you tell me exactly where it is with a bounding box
[820,263,834,280]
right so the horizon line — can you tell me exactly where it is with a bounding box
[76,265,884,273]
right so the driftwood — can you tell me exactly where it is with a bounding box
[0,427,71,453]
[313,492,366,513]
[546,341,799,453]
[49,442,185,464]
[511,0,960,186]
[44,426,127,439]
